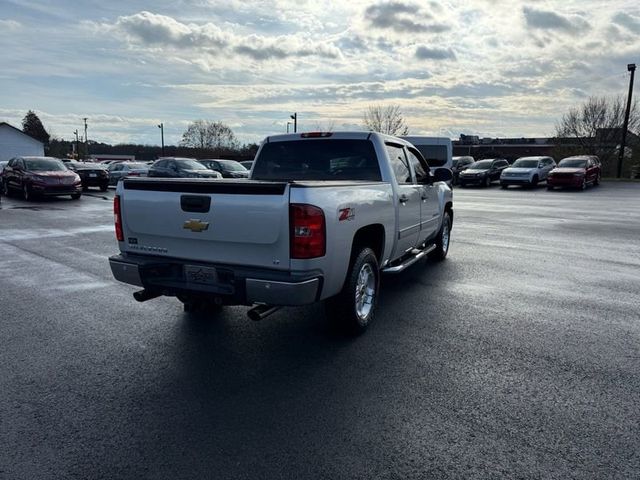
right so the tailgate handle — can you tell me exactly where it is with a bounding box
[181,195,211,213]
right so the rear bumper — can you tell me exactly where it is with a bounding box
[109,253,322,306]
[80,177,109,187]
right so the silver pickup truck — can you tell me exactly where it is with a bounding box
[109,131,453,334]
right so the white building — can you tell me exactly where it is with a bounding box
[0,122,45,162]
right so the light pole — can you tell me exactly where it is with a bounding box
[83,117,88,160]
[290,113,297,133]
[73,129,79,159]
[617,63,636,178]
[158,123,165,157]
[286,122,292,133]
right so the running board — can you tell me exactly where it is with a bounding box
[382,245,436,274]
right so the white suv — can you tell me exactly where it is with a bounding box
[500,156,556,188]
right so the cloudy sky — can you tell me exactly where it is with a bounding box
[1,0,638,145]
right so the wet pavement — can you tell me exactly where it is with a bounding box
[1,183,639,479]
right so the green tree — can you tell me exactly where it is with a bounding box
[22,110,50,144]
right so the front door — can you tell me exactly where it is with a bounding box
[386,144,421,258]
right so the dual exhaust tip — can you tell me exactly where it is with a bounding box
[133,289,280,321]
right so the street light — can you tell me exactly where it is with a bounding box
[158,123,165,157]
[83,117,88,160]
[617,63,636,178]
[290,113,297,133]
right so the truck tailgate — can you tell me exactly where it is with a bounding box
[120,179,291,270]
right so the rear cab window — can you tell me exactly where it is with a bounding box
[252,139,382,181]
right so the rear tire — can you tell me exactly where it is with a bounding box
[500,184,508,189]
[547,185,554,191]
[325,247,379,335]
[429,211,452,261]
[71,193,81,200]
[100,184,108,192]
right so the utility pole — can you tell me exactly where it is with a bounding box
[74,129,79,159]
[617,63,636,178]
[290,113,297,133]
[83,117,88,160]
[286,122,291,133]
[158,123,165,157]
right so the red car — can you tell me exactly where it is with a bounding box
[1,156,82,200]
[547,155,601,190]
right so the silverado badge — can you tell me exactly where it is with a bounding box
[183,219,210,233]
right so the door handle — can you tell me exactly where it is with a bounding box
[399,194,408,204]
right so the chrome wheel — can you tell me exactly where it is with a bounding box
[355,263,375,321]
[441,217,450,254]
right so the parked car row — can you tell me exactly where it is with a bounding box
[1,156,83,200]
[454,155,602,190]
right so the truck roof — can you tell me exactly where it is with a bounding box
[265,131,414,146]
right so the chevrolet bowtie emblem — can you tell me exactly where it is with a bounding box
[183,219,210,233]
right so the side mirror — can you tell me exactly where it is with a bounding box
[432,168,453,183]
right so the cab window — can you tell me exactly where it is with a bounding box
[386,144,412,184]
[406,148,429,181]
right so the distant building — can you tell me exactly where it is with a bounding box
[453,136,555,161]
[90,154,135,163]
[0,122,45,161]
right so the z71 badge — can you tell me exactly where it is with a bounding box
[338,207,355,222]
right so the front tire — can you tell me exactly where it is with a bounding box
[484,176,491,187]
[429,211,452,261]
[530,175,539,188]
[23,184,32,201]
[594,173,601,186]
[325,247,379,335]
[2,180,10,196]
[71,193,81,200]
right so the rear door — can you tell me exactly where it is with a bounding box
[120,179,292,270]
[386,143,421,257]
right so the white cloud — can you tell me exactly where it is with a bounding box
[0,19,22,29]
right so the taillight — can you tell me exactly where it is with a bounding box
[300,132,333,138]
[290,204,325,259]
[114,195,124,241]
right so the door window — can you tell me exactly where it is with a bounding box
[386,144,412,184]
[406,148,429,181]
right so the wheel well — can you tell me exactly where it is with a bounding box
[445,202,453,224]
[351,224,385,262]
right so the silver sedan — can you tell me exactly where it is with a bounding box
[108,162,150,185]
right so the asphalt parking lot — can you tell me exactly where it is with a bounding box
[1,183,639,479]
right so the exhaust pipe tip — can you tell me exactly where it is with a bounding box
[247,305,281,321]
[133,289,161,302]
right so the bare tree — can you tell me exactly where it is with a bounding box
[554,95,639,167]
[363,104,409,136]
[180,120,238,150]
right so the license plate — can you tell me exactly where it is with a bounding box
[184,265,218,285]
[89,173,97,177]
